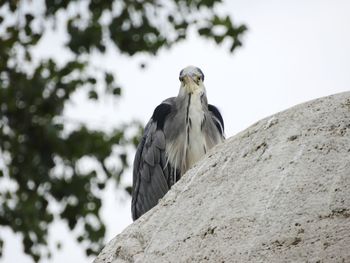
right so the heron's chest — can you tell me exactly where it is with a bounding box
[185,93,207,167]
[186,94,205,137]
[164,92,208,174]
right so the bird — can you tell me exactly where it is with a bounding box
[131,66,225,220]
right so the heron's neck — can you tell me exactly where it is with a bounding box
[181,87,208,173]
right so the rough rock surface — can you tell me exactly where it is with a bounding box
[94,92,350,263]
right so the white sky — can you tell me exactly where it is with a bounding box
[1,0,350,262]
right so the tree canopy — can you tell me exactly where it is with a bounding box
[0,0,246,261]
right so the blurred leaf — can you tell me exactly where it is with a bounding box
[105,73,113,85]
[124,186,132,196]
[89,90,98,100]
[112,87,121,96]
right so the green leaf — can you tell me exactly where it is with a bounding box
[105,73,114,85]
[112,87,121,96]
[89,90,98,100]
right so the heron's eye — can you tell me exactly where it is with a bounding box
[179,76,184,82]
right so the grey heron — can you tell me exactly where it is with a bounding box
[131,66,225,220]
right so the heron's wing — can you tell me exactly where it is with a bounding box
[208,104,225,136]
[131,98,175,221]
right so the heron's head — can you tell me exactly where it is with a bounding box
[179,66,205,94]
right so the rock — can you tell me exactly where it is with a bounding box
[94,92,350,263]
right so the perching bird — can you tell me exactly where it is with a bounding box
[131,66,225,220]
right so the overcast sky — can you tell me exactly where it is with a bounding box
[2,0,350,262]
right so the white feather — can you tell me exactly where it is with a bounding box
[185,89,207,169]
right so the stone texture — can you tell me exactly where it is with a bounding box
[94,92,350,263]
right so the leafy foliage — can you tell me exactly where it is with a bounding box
[0,0,246,261]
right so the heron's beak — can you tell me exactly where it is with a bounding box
[182,75,199,93]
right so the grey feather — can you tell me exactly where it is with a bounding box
[141,164,150,182]
[152,164,169,195]
[153,130,166,149]
[143,146,155,166]
[131,116,175,221]
[154,151,160,166]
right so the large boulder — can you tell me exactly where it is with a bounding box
[94,92,350,263]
